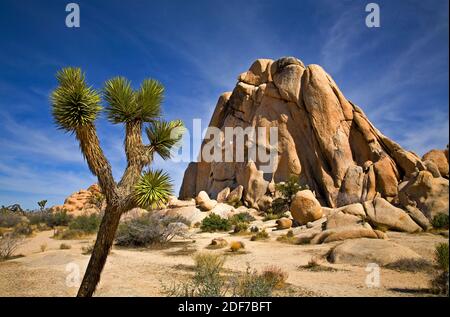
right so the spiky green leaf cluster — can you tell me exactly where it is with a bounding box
[146,120,185,160]
[51,68,102,131]
[134,170,173,209]
[104,78,163,123]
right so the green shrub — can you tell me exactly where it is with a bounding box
[163,252,227,297]
[233,222,249,234]
[263,212,288,221]
[431,243,449,296]
[28,210,73,228]
[250,230,269,241]
[54,228,86,240]
[435,243,449,272]
[115,212,190,247]
[200,214,231,232]
[432,213,449,229]
[68,213,102,234]
[13,220,33,236]
[230,212,255,225]
[0,210,22,228]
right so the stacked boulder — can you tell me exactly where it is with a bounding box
[51,184,103,217]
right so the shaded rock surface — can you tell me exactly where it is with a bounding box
[329,238,423,266]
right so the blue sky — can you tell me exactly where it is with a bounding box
[0,0,448,209]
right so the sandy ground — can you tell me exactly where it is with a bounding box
[0,228,447,297]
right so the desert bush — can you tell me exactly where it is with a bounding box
[231,265,280,297]
[13,220,33,236]
[60,243,71,250]
[233,222,249,234]
[250,229,269,241]
[384,258,432,272]
[0,210,22,228]
[260,265,288,289]
[431,213,449,229]
[54,228,86,240]
[82,243,95,255]
[68,213,102,234]
[435,243,449,272]
[0,232,23,260]
[164,252,227,297]
[276,230,297,244]
[200,214,231,232]
[269,176,309,215]
[230,212,255,225]
[115,212,190,247]
[229,241,245,252]
[431,243,449,296]
[263,212,288,221]
[28,210,73,228]
[40,243,47,252]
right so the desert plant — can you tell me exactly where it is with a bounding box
[233,222,249,234]
[163,252,227,297]
[37,200,48,211]
[250,229,269,241]
[200,214,232,232]
[229,212,255,225]
[431,213,449,229]
[0,210,23,228]
[0,233,23,260]
[262,212,288,221]
[54,228,86,240]
[68,213,102,234]
[50,68,184,296]
[260,265,288,289]
[384,258,432,272]
[229,241,245,252]
[268,175,308,215]
[276,230,297,244]
[231,265,279,297]
[46,211,72,228]
[115,213,190,247]
[82,243,95,255]
[40,243,47,252]
[60,243,72,250]
[13,220,33,236]
[431,243,449,296]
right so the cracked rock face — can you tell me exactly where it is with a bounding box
[179,56,441,209]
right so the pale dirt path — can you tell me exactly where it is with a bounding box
[0,230,447,297]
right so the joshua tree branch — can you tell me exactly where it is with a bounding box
[75,124,118,202]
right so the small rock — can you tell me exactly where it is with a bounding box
[196,191,217,211]
[276,217,293,230]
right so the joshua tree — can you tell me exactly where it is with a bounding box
[51,68,183,297]
[37,200,47,211]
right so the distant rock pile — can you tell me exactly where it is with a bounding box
[51,184,103,216]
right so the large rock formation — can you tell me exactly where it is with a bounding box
[179,57,448,216]
[51,184,103,216]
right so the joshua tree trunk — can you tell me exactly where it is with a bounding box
[77,203,123,297]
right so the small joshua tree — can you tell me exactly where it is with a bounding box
[37,200,47,211]
[51,68,183,297]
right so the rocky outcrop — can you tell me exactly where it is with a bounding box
[363,197,422,233]
[329,238,424,266]
[422,148,449,178]
[398,171,449,220]
[51,184,103,216]
[179,56,429,209]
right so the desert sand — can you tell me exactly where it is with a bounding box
[0,228,446,297]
